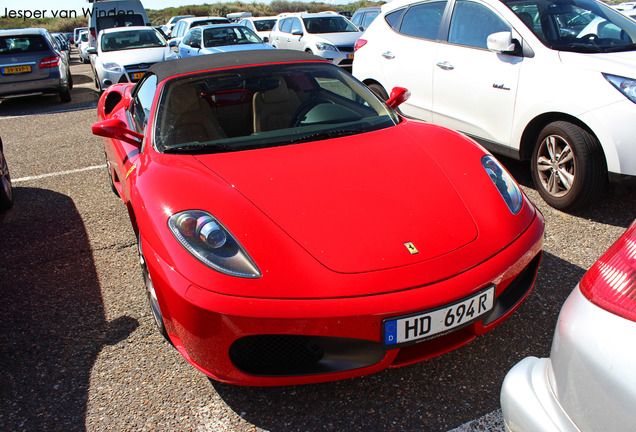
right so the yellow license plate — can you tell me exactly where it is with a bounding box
[131,72,145,81]
[3,65,31,74]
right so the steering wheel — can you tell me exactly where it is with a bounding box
[290,98,334,127]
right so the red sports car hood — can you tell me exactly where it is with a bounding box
[194,124,479,274]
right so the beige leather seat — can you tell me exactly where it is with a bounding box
[252,77,300,133]
[160,85,225,146]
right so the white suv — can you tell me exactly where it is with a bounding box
[353,0,636,210]
[269,12,362,67]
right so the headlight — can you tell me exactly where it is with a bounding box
[168,210,261,278]
[102,62,123,72]
[603,73,636,104]
[315,42,337,52]
[482,155,523,214]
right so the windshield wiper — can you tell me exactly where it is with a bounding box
[287,128,361,144]
[163,142,234,154]
[602,43,636,53]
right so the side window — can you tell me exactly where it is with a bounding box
[400,1,447,39]
[131,74,158,133]
[182,30,192,46]
[174,22,185,38]
[363,11,379,28]
[291,18,303,34]
[192,29,202,46]
[352,14,362,27]
[280,18,293,33]
[385,8,407,30]
[448,0,510,49]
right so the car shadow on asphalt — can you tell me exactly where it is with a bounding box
[0,84,99,118]
[207,251,582,432]
[0,187,138,431]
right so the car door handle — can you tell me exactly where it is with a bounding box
[436,61,454,71]
[382,51,395,59]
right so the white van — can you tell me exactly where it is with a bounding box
[88,0,150,47]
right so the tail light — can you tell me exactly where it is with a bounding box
[580,220,636,322]
[354,39,367,51]
[39,55,60,68]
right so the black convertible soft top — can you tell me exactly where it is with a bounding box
[148,49,325,83]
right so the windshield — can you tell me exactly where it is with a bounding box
[101,30,165,52]
[191,19,230,28]
[96,14,145,34]
[504,0,636,52]
[302,16,359,34]
[154,63,400,154]
[203,26,262,47]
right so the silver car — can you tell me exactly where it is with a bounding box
[0,28,72,103]
[500,220,636,431]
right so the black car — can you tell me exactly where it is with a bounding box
[0,28,72,103]
[0,136,13,210]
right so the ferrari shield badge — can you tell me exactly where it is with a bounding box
[404,242,419,255]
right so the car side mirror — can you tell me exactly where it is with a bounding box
[291,29,303,36]
[386,87,411,109]
[92,118,143,147]
[487,31,519,55]
[87,47,97,55]
[190,42,201,49]
[169,40,178,47]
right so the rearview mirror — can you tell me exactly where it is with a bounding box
[386,87,411,109]
[92,118,143,147]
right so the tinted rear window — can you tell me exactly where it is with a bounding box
[97,14,145,33]
[0,35,49,54]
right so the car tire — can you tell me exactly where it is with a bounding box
[368,83,389,101]
[531,121,606,211]
[94,72,103,93]
[138,236,169,341]
[68,69,74,90]
[0,144,14,211]
[59,85,72,103]
[104,153,119,196]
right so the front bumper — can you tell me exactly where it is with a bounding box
[314,49,355,67]
[579,98,636,182]
[144,211,544,386]
[98,63,153,90]
[501,286,636,431]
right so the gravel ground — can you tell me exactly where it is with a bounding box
[0,56,634,432]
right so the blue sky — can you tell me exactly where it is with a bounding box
[6,0,351,18]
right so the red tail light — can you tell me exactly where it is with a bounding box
[39,55,60,68]
[354,39,367,52]
[580,220,636,322]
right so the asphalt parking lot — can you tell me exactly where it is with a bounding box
[0,52,634,432]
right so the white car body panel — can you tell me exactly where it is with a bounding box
[501,286,636,432]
